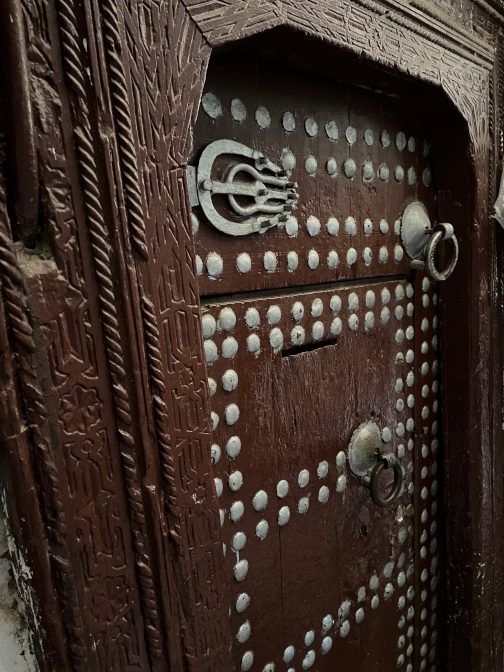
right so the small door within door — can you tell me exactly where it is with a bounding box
[191,50,444,672]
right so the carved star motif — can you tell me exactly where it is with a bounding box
[59,385,101,434]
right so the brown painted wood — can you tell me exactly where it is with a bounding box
[0,1,502,672]
[194,45,447,671]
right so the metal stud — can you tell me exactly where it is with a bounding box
[308,249,320,269]
[204,340,218,364]
[202,92,222,118]
[345,158,357,178]
[256,520,269,540]
[241,651,254,671]
[326,158,338,176]
[247,334,260,354]
[222,369,239,392]
[252,490,268,511]
[222,337,238,359]
[283,112,295,131]
[307,215,321,236]
[225,403,240,425]
[231,501,245,522]
[378,164,390,181]
[255,106,271,128]
[278,506,290,526]
[325,120,338,140]
[284,646,295,663]
[305,156,317,175]
[229,471,243,492]
[305,118,318,137]
[396,132,406,151]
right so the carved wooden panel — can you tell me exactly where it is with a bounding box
[0,0,499,671]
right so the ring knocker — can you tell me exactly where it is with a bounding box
[401,201,459,281]
[424,223,459,281]
[369,452,403,508]
[348,421,403,508]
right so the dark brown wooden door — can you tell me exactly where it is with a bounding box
[191,51,442,672]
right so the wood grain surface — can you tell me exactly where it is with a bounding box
[0,0,500,671]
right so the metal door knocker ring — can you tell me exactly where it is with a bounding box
[348,421,403,508]
[369,452,403,508]
[424,223,459,282]
[401,201,459,281]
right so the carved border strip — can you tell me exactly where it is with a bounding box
[0,173,73,671]
[96,0,233,668]
[351,0,492,67]
[398,0,494,54]
[0,173,88,670]
[53,0,167,667]
[184,0,499,66]
[474,0,504,22]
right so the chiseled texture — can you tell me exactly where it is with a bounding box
[0,0,499,671]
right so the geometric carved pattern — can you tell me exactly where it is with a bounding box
[1,0,498,671]
[53,0,166,666]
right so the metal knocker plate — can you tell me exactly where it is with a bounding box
[195,139,299,236]
[401,201,459,281]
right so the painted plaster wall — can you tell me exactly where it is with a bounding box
[0,517,38,672]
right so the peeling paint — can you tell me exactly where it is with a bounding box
[0,491,39,672]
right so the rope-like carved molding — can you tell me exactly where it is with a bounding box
[54,0,166,665]
[352,0,493,69]
[100,0,149,259]
[139,297,179,513]
[473,0,504,23]
[499,30,504,159]
[0,239,36,353]
[401,0,494,54]
[139,294,199,661]
[0,176,88,671]
[489,42,496,210]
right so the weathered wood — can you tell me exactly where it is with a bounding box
[0,0,501,671]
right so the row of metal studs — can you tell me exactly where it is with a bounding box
[200,92,430,159]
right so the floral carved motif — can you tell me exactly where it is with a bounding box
[59,385,102,434]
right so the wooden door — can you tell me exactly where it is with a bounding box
[191,51,444,672]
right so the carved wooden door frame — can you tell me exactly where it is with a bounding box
[0,1,503,671]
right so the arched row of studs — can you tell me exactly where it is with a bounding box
[200,91,431,162]
[200,94,432,186]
